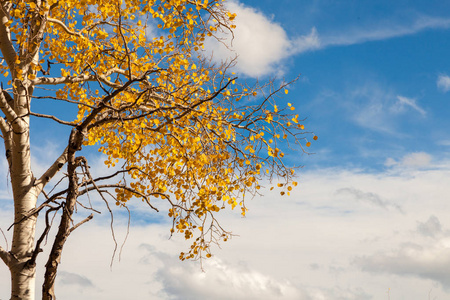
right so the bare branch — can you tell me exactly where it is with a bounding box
[79,158,118,267]
[29,112,76,126]
[27,203,63,268]
[119,207,131,261]
[68,214,93,234]
[0,245,12,266]
[91,168,138,183]
[7,202,60,231]
[32,94,97,109]
[75,200,101,214]
[35,147,68,195]
[0,227,8,251]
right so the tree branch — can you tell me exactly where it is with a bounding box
[35,147,68,195]
[47,17,83,38]
[0,2,17,73]
[0,114,8,134]
[31,68,128,88]
[0,88,18,123]
[0,245,12,266]
[68,214,93,234]
[27,203,63,268]
[29,111,77,126]
[0,118,11,161]
[79,74,148,129]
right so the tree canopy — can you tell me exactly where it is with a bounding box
[0,0,314,299]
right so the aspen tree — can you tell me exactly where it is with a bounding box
[0,1,314,299]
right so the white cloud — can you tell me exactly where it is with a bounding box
[386,152,433,169]
[355,237,450,289]
[206,1,318,77]
[206,1,450,78]
[206,2,288,77]
[393,96,426,116]
[321,15,450,48]
[149,250,308,300]
[291,27,321,54]
[401,152,433,168]
[437,74,450,92]
[4,150,450,299]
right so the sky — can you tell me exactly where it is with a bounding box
[2,0,450,299]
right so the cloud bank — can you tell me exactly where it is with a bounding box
[3,152,450,299]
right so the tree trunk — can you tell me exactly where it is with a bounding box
[9,184,37,300]
[8,84,37,300]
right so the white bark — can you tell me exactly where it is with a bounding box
[0,2,17,75]
[0,2,54,297]
[8,82,38,300]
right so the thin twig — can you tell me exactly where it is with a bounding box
[68,214,94,234]
[0,227,8,251]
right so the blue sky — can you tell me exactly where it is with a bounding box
[215,0,450,172]
[2,1,450,299]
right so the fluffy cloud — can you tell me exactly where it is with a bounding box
[437,74,450,92]
[205,1,318,77]
[145,247,307,300]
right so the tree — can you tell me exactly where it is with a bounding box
[0,0,312,299]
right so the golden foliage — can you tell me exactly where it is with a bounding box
[1,0,316,261]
